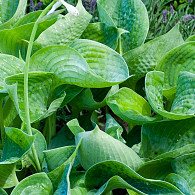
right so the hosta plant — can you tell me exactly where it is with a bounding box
[0,0,194,194]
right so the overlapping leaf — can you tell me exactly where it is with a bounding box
[5,72,65,123]
[29,45,129,88]
[85,160,183,195]
[97,0,149,53]
[68,120,143,171]
[33,0,92,52]
[123,24,184,87]
[145,71,195,119]
[107,87,158,125]
[81,22,119,49]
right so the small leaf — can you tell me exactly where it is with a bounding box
[67,119,85,136]
[11,173,53,195]
[107,87,158,125]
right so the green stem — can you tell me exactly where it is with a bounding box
[118,36,123,55]
[0,99,5,144]
[24,1,55,172]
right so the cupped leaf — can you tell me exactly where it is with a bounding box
[70,39,129,84]
[11,173,53,195]
[85,160,183,195]
[33,0,92,52]
[0,0,27,30]
[5,72,65,123]
[155,42,195,91]
[68,120,143,171]
[106,87,158,125]
[97,0,149,53]
[81,22,119,49]
[123,24,184,87]
[165,174,191,195]
[172,153,195,194]
[30,45,129,88]
[140,118,195,159]
[145,71,195,120]
[44,146,76,172]
[0,54,24,90]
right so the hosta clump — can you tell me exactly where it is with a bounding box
[0,0,194,194]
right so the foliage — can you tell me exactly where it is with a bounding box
[0,0,194,194]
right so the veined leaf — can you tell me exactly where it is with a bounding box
[123,24,184,87]
[0,188,8,195]
[5,72,65,123]
[11,173,53,195]
[29,45,129,88]
[47,139,82,190]
[97,0,149,53]
[44,146,76,171]
[140,118,195,159]
[85,160,183,195]
[186,34,195,42]
[106,87,158,125]
[0,127,35,188]
[155,42,195,91]
[67,120,143,171]
[0,17,57,58]
[1,127,34,162]
[172,153,195,194]
[0,0,27,30]
[81,22,119,50]
[145,71,195,120]
[33,0,92,52]
[0,54,24,90]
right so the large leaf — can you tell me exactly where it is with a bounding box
[145,71,195,120]
[106,87,158,125]
[5,72,65,123]
[0,0,27,29]
[172,153,195,194]
[29,45,129,88]
[155,42,195,92]
[123,24,184,87]
[11,173,53,195]
[81,22,119,50]
[33,0,92,52]
[85,160,183,195]
[97,0,149,53]
[67,120,143,171]
[140,118,195,159]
